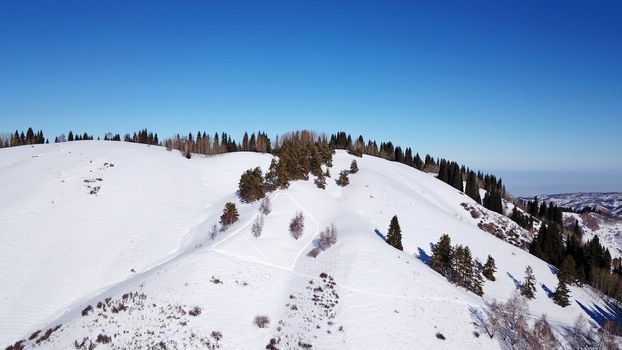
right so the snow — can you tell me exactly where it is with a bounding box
[0,141,618,349]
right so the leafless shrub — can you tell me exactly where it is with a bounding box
[81,305,93,316]
[260,197,272,215]
[209,224,218,240]
[317,224,337,250]
[96,334,111,344]
[189,306,202,316]
[482,293,530,349]
[436,333,446,340]
[289,211,305,239]
[252,215,264,238]
[255,315,270,328]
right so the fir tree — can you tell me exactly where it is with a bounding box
[239,167,266,203]
[68,131,74,141]
[386,215,403,251]
[482,255,497,281]
[520,265,536,299]
[314,172,327,189]
[220,202,239,228]
[465,171,481,204]
[553,279,571,307]
[472,261,485,296]
[264,159,279,192]
[350,160,359,174]
[559,255,578,285]
[430,234,453,277]
[336,170,350,187]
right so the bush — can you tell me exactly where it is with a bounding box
[220,202,239,228]
[189,306,202,316]
[309,247,321,258]
[317,224,337,250]
[255,315,270,328]
[252,215,264,238]
[436,333,446,340]
[289,212,305,239]
[260,197,272,215]
[314,172,327,189]
[239,167,265,203]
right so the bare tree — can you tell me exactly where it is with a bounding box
[254,315,270,328]
[317,224,337,250]
[209,224,219,240]
[526,315,558,350]
[252,215,264,238]
[289,211,305,239]
[260,197,272,216]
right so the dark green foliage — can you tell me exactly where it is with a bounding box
[68,131,74,141]
[482,189,503,214]
[239,167,266,203]
[431,234,453,277]
[386,215,403,251]
[336,170,350,187]
[520,266,536,299]
[510,206,533,231]
[452,245,474,288]
[529,224,564,267]
[314,172,326,189]
[350,160,359,174]
[4,127,45,147]
[553,279,571,307]
[482,255,497,281]
[220,202,239,227]
[264,159,280,192]
[465,171,481,204]
[559,256,578,285]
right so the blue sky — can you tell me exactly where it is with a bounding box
[1,1,620,195]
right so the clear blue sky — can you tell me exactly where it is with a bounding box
[1,1,620,195]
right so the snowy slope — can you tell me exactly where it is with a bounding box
[564,212,622,259]
[0,142,618,349]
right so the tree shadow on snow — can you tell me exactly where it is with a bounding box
[506,272,522,290]
[540,283,554,299]
[576,299,622,327]
[547,264,559,275]
[417,247,431,265]
[374,229,386,241]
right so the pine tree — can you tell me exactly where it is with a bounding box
[431,234,453,277]
[264,159,279,192]
[465,171,481,204]
[350,160,359,174]
[520,265,536,299]
[386,215,403,251]
[559,255,578,285]
[239,167,266,203]
[472,262,485,296]
[482,255,497,281]
[314,172,327,189]
[336,170,350,187]
[68,131,74,141]
[553,279,571,307]
[220,202,239,228]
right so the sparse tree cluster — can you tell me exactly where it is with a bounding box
[1,127,47,147]
[430,234,485,296]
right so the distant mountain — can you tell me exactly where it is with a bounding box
[520,192,622,217]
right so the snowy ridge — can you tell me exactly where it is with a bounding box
[523,193,622,218]
[0,142,619,349]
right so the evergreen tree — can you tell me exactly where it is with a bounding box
[482,255,497,281]
[559,255,578,285]
[386,215,403,251]
[465,171,481,204]
[336,170,350,187]
[520,265,536,299]
[529,224,564,267]
[350,160,359,174]
[430,234,453,277]
[314,171,326,189]
[68,131,74,141]
[553,279,571,307]
[220,202,239,227]
[472,261,485,296]
[264,159,279,192]
[239,167,266,203]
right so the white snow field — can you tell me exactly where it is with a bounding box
[0,141,618,349]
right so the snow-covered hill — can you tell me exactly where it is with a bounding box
[0,142,618,349]
[523,193,622,218]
